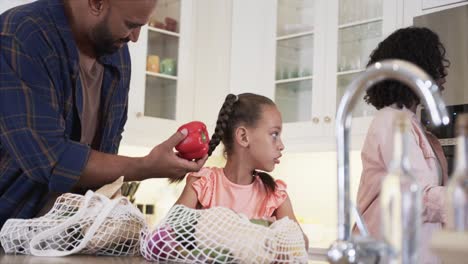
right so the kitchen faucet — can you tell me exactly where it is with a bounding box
[327,59,449,263]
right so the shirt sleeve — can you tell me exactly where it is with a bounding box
[0,32,90,193]
[412,127,447,224]
[264,179,288,217]
[355,118,395,237]
[189,167,216,208]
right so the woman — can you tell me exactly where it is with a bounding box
[355,27,450,264]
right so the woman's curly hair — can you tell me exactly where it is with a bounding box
[364,27,450,109]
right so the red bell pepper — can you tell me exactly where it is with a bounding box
[175,121,210,160]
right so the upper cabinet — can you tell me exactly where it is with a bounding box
[230,0,401,151]
[275,0,315,124]
[125,0,232,148]
[334,0,383,119]
[144,1,182,120]
[126,0,196,145]
[404,0,468,24]
[273,0,327,143]
[422,0,468,10]
[320,0,400,142]
[123,0,467,152]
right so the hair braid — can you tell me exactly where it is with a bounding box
[208,94,237,156]
[254,171,277,194]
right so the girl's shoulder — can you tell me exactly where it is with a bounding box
[263,179,289,216]
[186,166,223,185]
[274,179,287,191]
[187,167,223,209]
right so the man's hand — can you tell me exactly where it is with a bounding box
[141,130,208,181]
[78,130,208,189]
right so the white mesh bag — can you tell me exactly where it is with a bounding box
[141,205,308,263]
[0,177,146,257]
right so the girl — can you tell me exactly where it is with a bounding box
[175,93,308,248]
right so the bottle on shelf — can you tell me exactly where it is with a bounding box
[446,113,468,231]
[380,112,421,264]
[147,55,160,73]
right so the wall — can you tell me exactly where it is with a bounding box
[0,0,34,13]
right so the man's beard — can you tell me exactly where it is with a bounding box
[91,20,128,57]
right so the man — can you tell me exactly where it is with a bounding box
[0,0,207,227]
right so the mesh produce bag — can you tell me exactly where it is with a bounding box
[141,205,308,263]
[0,177,146,257]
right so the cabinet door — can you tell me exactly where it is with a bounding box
[323,0,400,138]
[422,0,468,10]
[230,0,328,151]
[275,0,315,124]
[233,0,402,152]
[273,0,329,150]
[127,0,195,145]
[404,0,467,25]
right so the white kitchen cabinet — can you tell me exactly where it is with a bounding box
[324,0,401,136]
[230,0,402,152]
[422,0,468,10]
[412,4,468,114]
[404,0,468,25]
[124,0,232,148]
[125,0,196,146]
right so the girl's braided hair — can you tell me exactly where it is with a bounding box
[208,93,278,193]
[364,27,450,109]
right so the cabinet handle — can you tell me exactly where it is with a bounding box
[324,116,332,123]
[312,117,320,124]
[136,112,143,118]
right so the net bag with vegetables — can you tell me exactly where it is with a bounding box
[0,177,146,257]
[140,205,308,263]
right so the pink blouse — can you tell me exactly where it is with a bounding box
[355,106,448,264]
[187,167,288,219]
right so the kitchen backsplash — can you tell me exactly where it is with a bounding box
[118,144,364,248]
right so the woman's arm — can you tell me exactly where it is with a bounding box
[422,185,446,224]
[275,196,309,250]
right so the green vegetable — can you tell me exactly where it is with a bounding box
[249,219,271,227]
[191,247,234,263]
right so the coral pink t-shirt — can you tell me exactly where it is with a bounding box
[187,167,288,219]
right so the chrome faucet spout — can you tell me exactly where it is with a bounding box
[328,59,449,264]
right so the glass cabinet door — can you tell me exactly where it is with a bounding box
[275,0,315,123]
[336,0,383,117]
[144,0,181,120]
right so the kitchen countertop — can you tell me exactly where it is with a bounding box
[0,252,150,264]
[0,248,329,263]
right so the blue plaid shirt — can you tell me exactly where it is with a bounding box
[0,0,131,227]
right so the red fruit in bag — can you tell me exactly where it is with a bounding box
[147,225,178,259]
[175,121,210,160]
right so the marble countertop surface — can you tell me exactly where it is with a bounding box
[0,248,329,263]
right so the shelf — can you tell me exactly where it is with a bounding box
[277,30,314,41]
[275,75,313,84]
[336,69,364,76]
[146,71,178,80]
[148,26,180,37]
[338,17,383,29]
